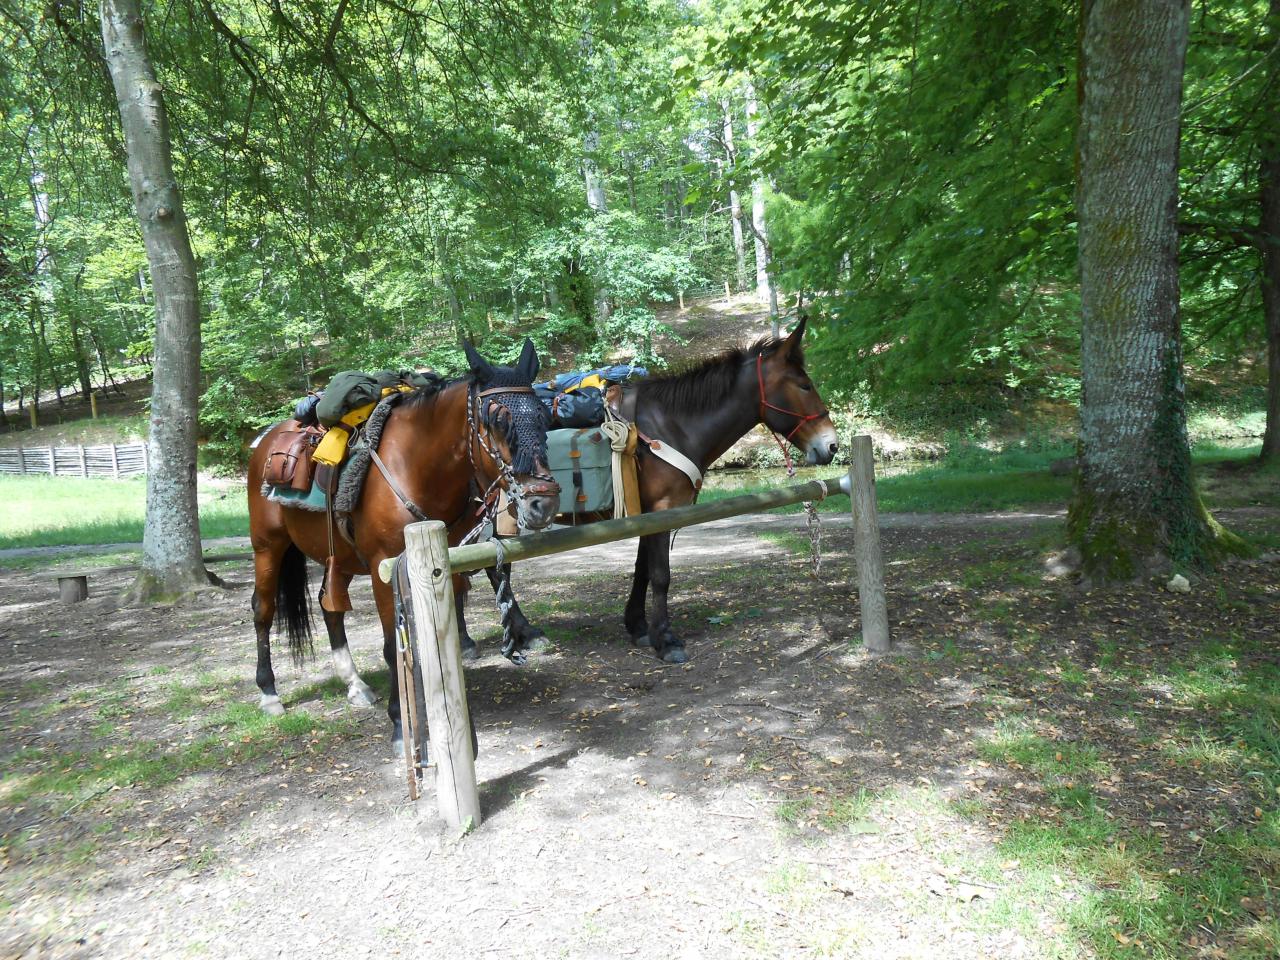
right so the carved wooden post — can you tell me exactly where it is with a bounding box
[111,442,120,479]
[849,435,890,651]
[403,520,481,830]
[78,444,87,477]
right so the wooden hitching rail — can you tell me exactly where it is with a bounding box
[384,436,891,829]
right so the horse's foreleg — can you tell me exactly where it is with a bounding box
[485,563,542,663]
[370,574,403,752]
[455,576,478,661]
[252,550,285,716]
[644,532,687,664]
[625,537,651,646]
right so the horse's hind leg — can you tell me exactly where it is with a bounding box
[252,550,285,716]
[318,568,377,708]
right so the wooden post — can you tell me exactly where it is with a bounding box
[46,447,55,475]
[110,443,120,479]
[58,575,89,603]
[90,391,99,419]
[16,446,24,475]
[78,444,87,477]
[29,405,36,429]
[849,435,889,652]
[678,290,684,310]
[724,280,732,303]
[403,520,482,830]
[142,442,149,473]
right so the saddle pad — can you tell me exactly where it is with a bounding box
[263,478,328,512]
[546,427,614,516]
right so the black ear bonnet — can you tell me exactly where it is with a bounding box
[469,339,550,477]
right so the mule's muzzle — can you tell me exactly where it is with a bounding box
[804,425,840,466]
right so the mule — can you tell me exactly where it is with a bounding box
[461,318,838,663]
[246,340,559,748]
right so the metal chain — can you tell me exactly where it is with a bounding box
[781,447,823,578]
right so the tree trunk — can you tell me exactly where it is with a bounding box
[1259,0,1280,463]
[723,103,748,292]
[744,82,778,334]
[100,0,211,599]
[1069,0,1239,579]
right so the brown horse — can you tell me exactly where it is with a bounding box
[246,340,559,748]
[464,318,838,663]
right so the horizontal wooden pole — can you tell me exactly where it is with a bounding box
[445,474,850,575]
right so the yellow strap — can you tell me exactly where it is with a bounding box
[337,401,377,430]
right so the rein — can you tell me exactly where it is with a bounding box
[756,351,828,472]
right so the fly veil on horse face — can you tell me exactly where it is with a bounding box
[245,337,559,748]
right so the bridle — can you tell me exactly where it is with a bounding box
[756,351,829,473]
[464,383,559,537]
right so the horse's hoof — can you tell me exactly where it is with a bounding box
[632,633,652,649]
[662,647,688,665]
[259,694,285,717]
[347,685,378,708]
[461,644,479,662]
[507,649,528,667]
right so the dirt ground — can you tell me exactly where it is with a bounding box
[2,507,1278,960]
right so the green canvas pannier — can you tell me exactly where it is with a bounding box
[546,427,614,517]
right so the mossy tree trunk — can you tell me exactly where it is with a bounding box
[1070,0,1235,580]
[1259,0,1280,464]
[100,0,211,599]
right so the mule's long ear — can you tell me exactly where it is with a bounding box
[464,339,495,380]
[780,314,807,355]
[516,338,540,383]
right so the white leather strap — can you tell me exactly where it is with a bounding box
[645,438,703,491]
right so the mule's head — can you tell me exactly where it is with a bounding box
[756,317,839,466]
[465,338,560,530]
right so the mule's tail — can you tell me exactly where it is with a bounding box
[275,544,314,666]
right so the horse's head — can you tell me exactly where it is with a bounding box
[756,317,840,466]
[464,338,560,530]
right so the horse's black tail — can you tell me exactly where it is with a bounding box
[274,544,314,666]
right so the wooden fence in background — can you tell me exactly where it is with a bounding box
[0,442,148,478]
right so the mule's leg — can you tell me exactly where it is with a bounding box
[644,532,687,664]
[624,537,651,646]
[485,563,543,662]
[252,550,285,716]
[318,569,377,707]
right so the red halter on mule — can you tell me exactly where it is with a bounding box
[246,339,558,750]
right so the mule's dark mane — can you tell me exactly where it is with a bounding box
[637,335,794,414]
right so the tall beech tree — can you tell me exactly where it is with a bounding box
[100,0,209,598]
[1070,0,1240,579]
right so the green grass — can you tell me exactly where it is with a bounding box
[969,635,1280,960]
[701,442,1273,516]
[0,475,248,549]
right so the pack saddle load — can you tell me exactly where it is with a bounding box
[258,359,702,539]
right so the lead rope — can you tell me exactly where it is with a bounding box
[758,353,824,578]
[780,452,823,579]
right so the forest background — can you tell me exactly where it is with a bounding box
[0,0,1274,466]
